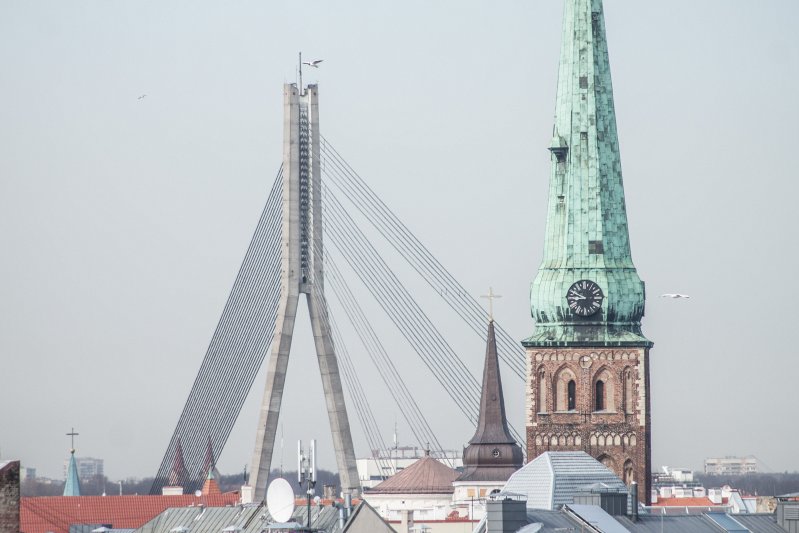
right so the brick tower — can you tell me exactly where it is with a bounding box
[525,0,653,504]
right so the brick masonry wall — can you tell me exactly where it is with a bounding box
[525,348,652,505]
[0,461,20,533]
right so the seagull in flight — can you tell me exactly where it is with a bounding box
[661,293,691,299]
[137,94,147,100]
[302,59,323,68]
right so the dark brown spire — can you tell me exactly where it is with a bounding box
[456,321,523,483]
[168,438,187,487]
[201,436,220,481]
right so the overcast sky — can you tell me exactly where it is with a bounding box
[2,0,798,481]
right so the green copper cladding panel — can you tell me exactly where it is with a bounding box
[527,0,650,347]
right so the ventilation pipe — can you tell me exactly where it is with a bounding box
[344,492,353,518]
[630,482,639,522]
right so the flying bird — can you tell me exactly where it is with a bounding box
[661,294,691,299]
[302,59,323,68]
[137,94,147,100]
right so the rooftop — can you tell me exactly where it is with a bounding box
[21,492,240,533]
[366,456,458,495]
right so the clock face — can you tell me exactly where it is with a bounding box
[492,448,501,458]
[566,280,604,317]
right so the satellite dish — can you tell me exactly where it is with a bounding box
[266,477,295,523]
[194,490,202,497]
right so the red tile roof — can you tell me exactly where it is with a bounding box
[21,493,240,533]
[366,456,458,495]
[201,477,221,496]
[652,497,723,507]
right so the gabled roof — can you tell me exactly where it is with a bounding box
[20,493,240,533]
[366,456,457,495]
[502,451,627,511]
[343,500,396,533]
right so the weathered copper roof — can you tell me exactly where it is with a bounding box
[528,0,650,346]
[367,456,457,495]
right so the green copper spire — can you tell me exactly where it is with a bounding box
[64,449,81,496]
[526,0,650,347]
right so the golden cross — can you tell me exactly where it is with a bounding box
[480,287,502,321]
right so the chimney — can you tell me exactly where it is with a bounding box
[344,492,353,518]
[400,510,413,533]
[630,482,639,522]
[240,485,254,505]
[323,484,335,500]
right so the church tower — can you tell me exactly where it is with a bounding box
[525,0,653,503]
[453,319,523,509]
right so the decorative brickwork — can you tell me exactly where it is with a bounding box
[525,347,651,503]
[0,461,20,533]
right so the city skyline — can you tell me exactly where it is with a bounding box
[1,1,798,480]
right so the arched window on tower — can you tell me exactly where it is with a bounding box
[567,380,576,411]
[595,380,605,411]
[623,460,635,485]
[538,369,547,413]
[624,369,634,414]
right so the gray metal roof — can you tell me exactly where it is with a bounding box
[616,513,783,532]
[734,514,785,533]
[135,503,345,533]
[565,504,629,533]
[502,451,627,511]
[705,513,749,531]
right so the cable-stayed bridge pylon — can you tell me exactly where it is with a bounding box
[149,81,527,498]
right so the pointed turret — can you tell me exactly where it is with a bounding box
[201,467,221,496]
[168,438,187,488]
[63,449,81,496]
[457,321,523,482]
[527,0,650,347]
[200,436,221,482]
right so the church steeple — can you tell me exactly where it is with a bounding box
[168,438,187,487]
[63,449,81,496]
[527,0,650,347]
[63,428,81,496]
[457,320,523,483]
[524,0,654,505]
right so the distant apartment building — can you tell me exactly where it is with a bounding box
[62,457,104,482]
[19,467,36,482]
[704,456,757,475]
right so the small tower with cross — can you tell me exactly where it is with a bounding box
[452,289,523,512]
[63,428,81,496]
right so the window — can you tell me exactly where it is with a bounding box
[624,460,635,485]
[624,369,634,414]
[538,369,548,413]
[595,380,605,411]
[567,380,576,410]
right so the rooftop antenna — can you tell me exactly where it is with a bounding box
[298,51,303,95]
[297,440,317,528]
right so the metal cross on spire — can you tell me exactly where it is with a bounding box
[66,427,79,452]
[480,287,502,321]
